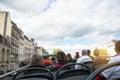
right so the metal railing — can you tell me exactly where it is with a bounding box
[0,65,29,79]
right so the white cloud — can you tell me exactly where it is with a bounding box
[0,0,120,54]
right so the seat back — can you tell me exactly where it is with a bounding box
[57,69,90,80]
[13,67,54,80]
[82,61,95,73]
[23,65,49,75]
[50,66,71,80]
[56,63,91,80]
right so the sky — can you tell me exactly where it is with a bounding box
[0,0,120,55]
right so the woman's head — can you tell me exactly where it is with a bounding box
[57,51,67,63]
[94,48,100,57]
[31,54,43,65]
[67,53,72,59]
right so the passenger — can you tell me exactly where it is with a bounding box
[75,49,92,69]
[93,48,108,69]
[23,54,47,75]
[96,40,120,80]
[87,49,94,60]
[67,53,73,63]
[75,52,80,60]
[73,52,80,62]
[94,48,101,62]
[30,53,44,66]
[53,51,67,68]
[51,57,56,64]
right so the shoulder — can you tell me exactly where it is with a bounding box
[54,63,65,67]
[109,55,120,63]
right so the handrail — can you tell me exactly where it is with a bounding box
[86,62,120,80]
[0,65,30,79]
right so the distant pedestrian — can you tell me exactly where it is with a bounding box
[19,61,27,67]
[0,65,4,75]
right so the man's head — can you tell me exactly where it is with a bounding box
[87,49,91,56]
[82,49,88,56]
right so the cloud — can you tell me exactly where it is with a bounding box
[0,0,51,15]
[0,0,120,53]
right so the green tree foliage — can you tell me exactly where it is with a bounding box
[53,48,61,54]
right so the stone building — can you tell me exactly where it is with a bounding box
[24,35,35,62]
[18,29,24,65]
[34,43,48,55]
[10,21,20,70]
[0,11,11,73]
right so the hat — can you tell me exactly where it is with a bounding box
[76,52,79,54]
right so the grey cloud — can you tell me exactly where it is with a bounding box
[99,28,120,36]
[66,25,95,38]
[33,24,96,41]
[0,0,52,15]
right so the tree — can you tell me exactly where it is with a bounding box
[52,48,61,54]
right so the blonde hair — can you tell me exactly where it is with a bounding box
[31,54,43,65]
[94,48,100,57]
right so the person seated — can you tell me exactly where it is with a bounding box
[51,57,56,64]
[93,48,108,69]
[23,54,45,75]
[30,53,44,66]
[67,53,73,63]
[96,40,120,80]
[75,49,93,69]
[87,49,94,60]
[52,51,67,71]
[73,52,80,62]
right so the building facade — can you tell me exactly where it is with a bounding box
[10,21,20,70]
[24,36,34,62]
[34,43,48,55]
[0,12,11,73]
[103,40,117,57]
[18,29,24,64]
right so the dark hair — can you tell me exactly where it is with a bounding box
[57,51,67,63]
[67,53,72,59]
[75,53,80,59]
[87,49,91,56]
[20,61,27,67]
